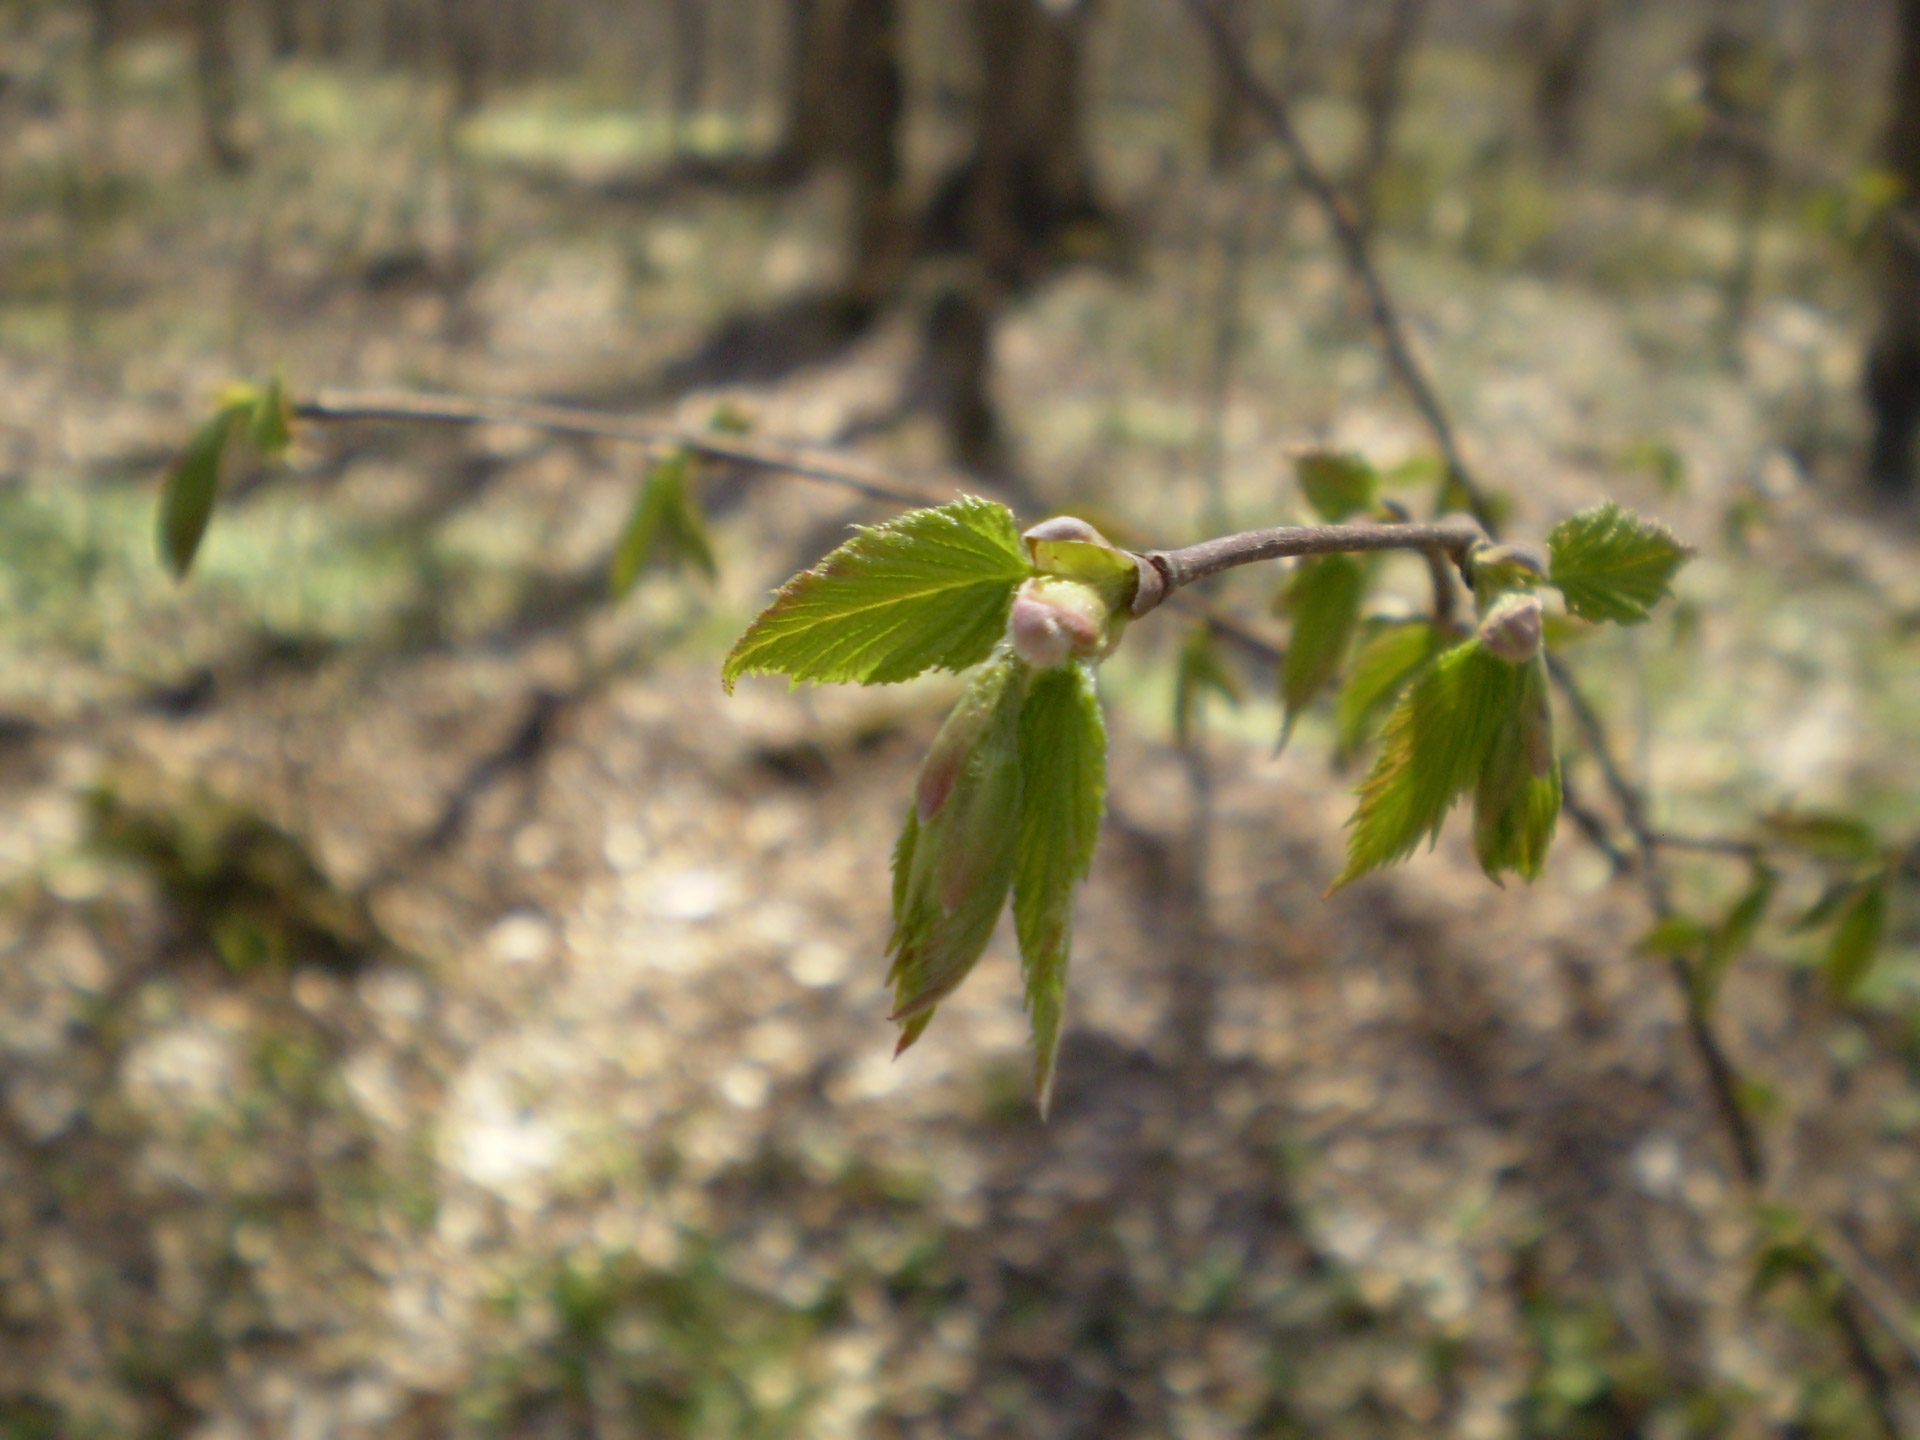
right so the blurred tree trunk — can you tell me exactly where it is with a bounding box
[670,0,707,153]
[1517,0,1604,164]
[192,0,248,171]
[1349,0,1429,236]
[1204,0,1253,175]
[948,0,1109,291]
[1868,0,1920,496]
[776,0,833,171]
[913,0,1113,474]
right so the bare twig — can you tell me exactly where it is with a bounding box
[294,387,945,508]
[1173,0,1494,533]
[1130,514,1485,615]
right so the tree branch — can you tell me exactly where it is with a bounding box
[293,387,945,508]
[1129,514,1485,615]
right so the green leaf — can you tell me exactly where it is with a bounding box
[1296,452,1377,522]
[1334,620,1443,764]
[158,404,245,577]
[248,374,293,456]
[1825,877,1887,1001]
[1277,554,1366,751]
[1546,502,1694,625]
[723,497,1030,692]
[1758,811,1882,863]
[1332,640,1519,889]
[1173,622,1242,749]
[1639,913,1711,957]
[1013,661,1106,1115]
[1471,654,1559,883]
[1696,864,1775,1007]
[610,449,716,596]
[888,651,1028,1047]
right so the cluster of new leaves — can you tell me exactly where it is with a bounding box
[1236,455,1693,891]
[724,500,1130,1113]
[157,378,294,576]
[1642,812,1905,1007]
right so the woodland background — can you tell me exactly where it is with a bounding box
[3,0,1920,1436]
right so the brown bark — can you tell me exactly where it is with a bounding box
[954,0,1107,291]
[192,0,248,172]
[1516,0,1605,163]
[1868,0,1920,495]
[1205,0,1253,174]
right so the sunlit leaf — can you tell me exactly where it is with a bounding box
[724,497,1029,691]
[1332,640,1518,889]
[1546,502,1693,625]
[1759,811,1882,863]
[1277,554,1365,751]
[1471,654,1559,883]
[1173,622,1242,749]
[158,404,244,577]
[1824,877,1887,1001]
[1296,451,1377,522]
[1013,661,1106,1115]
[249,374,294,456]
[888,651,1027,1048]
[1639,913,1711,957]
[610,449,715,595]
[1696,863,1776,1007]
[1334,620,1444,765]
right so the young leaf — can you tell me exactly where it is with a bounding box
[1334,620,1443,764]
[249,374,294,456]
[1023,517,1140,610]
[1471,654,1559,882]
[158,404,245,577]
[1546,502,1694,625]
[610,449,716,595]
[1696,863,1776,1007]
[1333,640,1519,889]
[1277,554,1366,751]
[1296,451,1377,522]
[1825,877,1887,1001]
[1013,661,1107,1115]
[1639,913,1712,958]
[723,497,1030,692]
[1173,621,1242,749]
[1758,811,1881,863]
[888,651,1028,1046]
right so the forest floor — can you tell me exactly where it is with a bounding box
[4,19,1920,1440]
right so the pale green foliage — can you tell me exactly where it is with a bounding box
[1012,662,1106,1115]
[723,497,1029,691]
[1173,622,1242,748]
[1333,639,1560,889]
[1546,503,1693,625]
[1334,620,1443,763]
[1296,451,1377,521]
[1698,864,1776,1006]
[158,381,296,578]
[1824,878,1887,1000]
[887,650,1027,1051]
[1277,554,1365,751]
[1471,656,1560,882]
[610,448,716,594]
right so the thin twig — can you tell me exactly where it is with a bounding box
[1172,0,1494,533]
[1131,515,1485,615]
[295,387,946,508]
